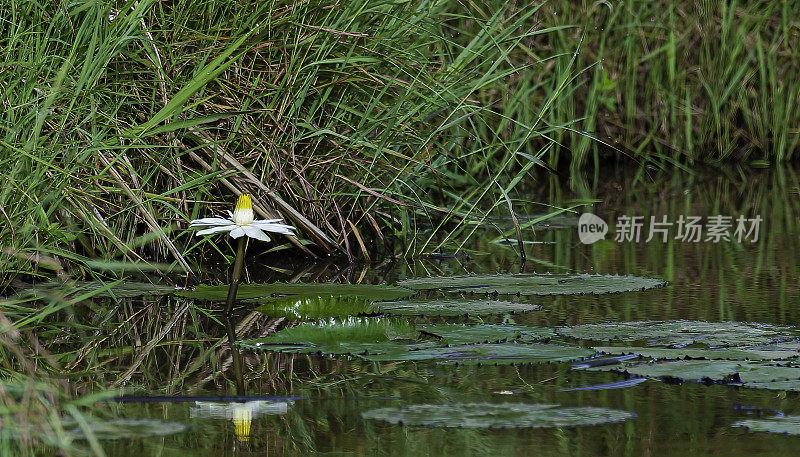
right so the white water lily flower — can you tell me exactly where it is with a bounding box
[190,194,295,241]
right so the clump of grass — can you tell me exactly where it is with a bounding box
[1,0,797,285]
[533,0,800,166]
[0,0,571,283]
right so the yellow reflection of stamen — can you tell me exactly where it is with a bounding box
[232,404,252,442]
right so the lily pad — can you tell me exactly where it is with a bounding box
[587,359,800,384]
[361,343,594,365]
[733,415,800,435]
[374,298,541,316]
[743,381,800,391]
[594,346,799,361]
[361,403,635,428]
[244,341,432,357]
[240,319,572,363]
[238,317,419,355]
[559,321,798,348]
[397,274,666,295]
[417,324,553,346]
[255,295,375,319]
[177,282,415,301]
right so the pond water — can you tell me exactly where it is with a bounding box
[21,166,800,456]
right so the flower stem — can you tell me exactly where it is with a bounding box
[225,237,247,314]
[223,314,246,395]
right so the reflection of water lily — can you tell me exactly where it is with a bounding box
[232,405,252,442]
[190,194,295,241]
[190,400,291,442]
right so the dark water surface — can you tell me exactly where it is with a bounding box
[101,166,799,456]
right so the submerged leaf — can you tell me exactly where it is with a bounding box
[397,273,666,295]
[361,403,635,428]
[241,319,586,364]
[255,295,375,319]
[238,317,427,356]
[594,346,799,361]
[362,343,593,365]
[417,324,552,345]
[733,415,800,435]
[559,321,798,348]
[588,359,800,385]
[241,317,416,346]
[743,381,800,391]
[177,282,415,301]
[374,298,541,316]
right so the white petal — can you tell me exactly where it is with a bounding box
[229,227,246,238]
[196,225,236,236]
[242,225,271,241]
[190,217,233,227]
[250,220,295,235]
[252,218,285,224]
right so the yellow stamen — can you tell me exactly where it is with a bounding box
[236,194,252,211]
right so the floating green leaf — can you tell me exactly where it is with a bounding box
[733,415,800,435]
[743,381,800,391]
[361,403,635,428]
[238,317,425,356]
[594,346,799,361]
[517,327,562,343]
[240,317,416,347]
[418,324,553,346]
[397,274,666,295]
[177,282,415,301]
[255,295,375,319]
[240,319,584,364]
[559,321,798,347]
[374,298,541,316]
[588,360,800,384]
[362,343,594,365]
[244,341,432,357]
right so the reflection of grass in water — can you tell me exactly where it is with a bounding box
[0,379,130,456]
[1,165,797,454]
[0,285,322,454]
[462,167,800,324]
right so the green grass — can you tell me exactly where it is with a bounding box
[546,0,800,166]
[0,0,563,281]
[2,0,798,282]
